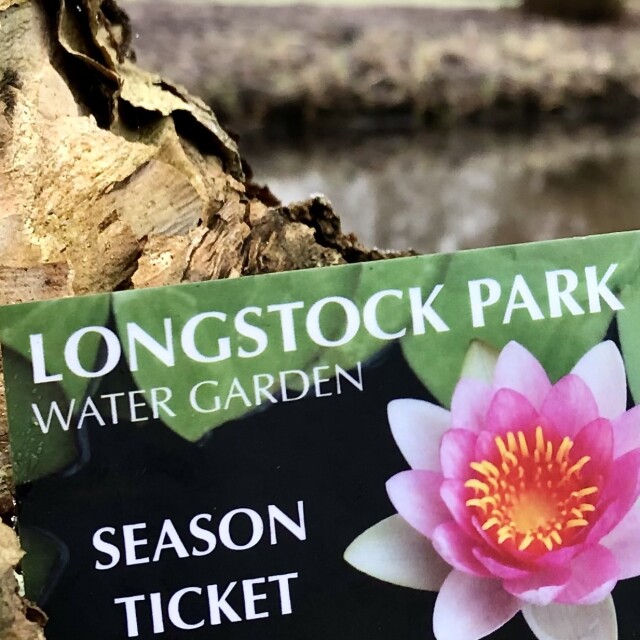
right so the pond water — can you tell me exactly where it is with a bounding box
[243,124,640,254]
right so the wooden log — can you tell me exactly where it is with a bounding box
[0,1,410,636]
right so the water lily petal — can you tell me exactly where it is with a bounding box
[529,545,580,569]
[470,515,509,555]
[555,545,618,605]
[386,471,449,538]
[451,378,492,432]
[571,341,626,421]
[600,497,640,580]
[440,429,477,479]
[460,340,499,383]
[433,570,520,640]
[473,547,531,580]
[485,388,541,436]
[503,565,571,606]
[493,341,551,409]
[612,405,640,458]
[440,479,476,535]
[473,430,495,461]
[343,515,451,591]
[541,375,600,438]
[388,399,451,471]
[571,418,613,478]
[523,596,617,640]
[432,522,491,577]
[587,449,640,544]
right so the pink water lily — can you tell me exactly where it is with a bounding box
[345,340,640,640]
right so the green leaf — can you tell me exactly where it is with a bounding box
[0,295,111,401]
[112,256,449,441]
[402,234,640,406]
[288,255,451,389]
[614,241,640,404]
[19,525,67,604]
[0,295,109,484]
[1,348,78,485]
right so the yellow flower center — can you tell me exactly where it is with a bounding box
[465,427,598,554]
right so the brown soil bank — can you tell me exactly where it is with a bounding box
[125,4,640,133]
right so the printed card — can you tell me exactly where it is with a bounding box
[1,231,640,640]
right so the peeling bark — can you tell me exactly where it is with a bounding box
[0,1,409,636]
[0,522,44,640]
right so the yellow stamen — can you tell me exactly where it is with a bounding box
[550,530,562,545]
[518,534,534,551]
[556,437,573,463]
[572,487,598,498]
[498,531,513,544]
[567,456,591,479]
[566,519,589,529]
[545,441,553,463]
[539,535,553,551]
[464,479,490,494]
[465,427,600,555]
[466,499,488,512]
[518,431,529,457]
[471,461,500,478]
[482,517,500,531]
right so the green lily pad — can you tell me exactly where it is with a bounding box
[2,347,79,485]
[19,525,67,604]
[0,295,111,402]
[402,234,640,405]
[112,256,451,441]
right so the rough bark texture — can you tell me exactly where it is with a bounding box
[0,0,408,636]
[0,523,45,640]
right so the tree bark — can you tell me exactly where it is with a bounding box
[0,0,409,636]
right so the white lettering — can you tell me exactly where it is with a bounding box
[114,595,145,638]
[65,326,121,378]
[362,290,406,340]
[585,264,624,313]
[268,502,307,544]
[267,302,304,352]
[127,319,174,371]
[468,278,501,328]
[503,274,545,324]
[30,334,63,383]
[219,509,264,551]
[181,312,231,363]
[409,285,449,333]
[306,297,360,347]
[168,587,205,630]
[546,269,584,318]
[93,527,120,570]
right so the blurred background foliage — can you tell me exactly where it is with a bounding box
[122,0,640,254]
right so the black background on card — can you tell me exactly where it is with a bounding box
[15,340,640,640]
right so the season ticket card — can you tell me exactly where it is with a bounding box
[2,231,640,640]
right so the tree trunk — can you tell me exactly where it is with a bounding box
[0,0,408,636]
[522,0,624,20]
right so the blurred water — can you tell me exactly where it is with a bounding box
[243,125,640,254]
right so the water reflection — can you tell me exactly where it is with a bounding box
[243,125,640,254]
